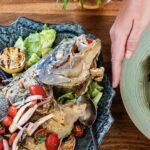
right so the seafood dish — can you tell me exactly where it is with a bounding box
[0,25,105,150]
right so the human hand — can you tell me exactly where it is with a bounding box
[110,0,150,88]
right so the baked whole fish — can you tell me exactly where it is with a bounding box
[0,35,104,121]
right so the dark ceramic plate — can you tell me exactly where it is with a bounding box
[0,17,115,150]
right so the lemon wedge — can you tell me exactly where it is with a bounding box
[0,47,26,74]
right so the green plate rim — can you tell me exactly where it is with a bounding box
[120,26,150,139]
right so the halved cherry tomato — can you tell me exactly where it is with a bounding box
[34,128,47,144]
[73,123,84,137]
[0,127,5,135]
[9,132,17,146]
[28,100,37,108]
[0,123,5,135]
[86,38,93,44]
[0,141,3,150]
[2,116,13,127]
[29,85,47,98]
[8,106,18,118]
[45,133,60,150]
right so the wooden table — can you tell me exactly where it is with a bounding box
[0,0,150,149]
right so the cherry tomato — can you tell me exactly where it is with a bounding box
[2,116,13,127]
[0,141,3,150]
[8,106,18,118]
[45,133,60,150]
[9,132,17,146]
[0,123,5,135]
[73,123,84,137]
[0,127,5,135]
[29,85,47,98]
[34,128,47,144]
[86,38,93,44]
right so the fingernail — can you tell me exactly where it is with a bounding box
[112,82,117,88]
[125,51,132,59]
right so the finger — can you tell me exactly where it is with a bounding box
[111,35,127,88]
[125,39,138,59]
[125,23,144,59]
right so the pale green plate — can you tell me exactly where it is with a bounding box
[120,27,150,139]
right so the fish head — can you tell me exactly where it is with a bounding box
[38,35,101,88]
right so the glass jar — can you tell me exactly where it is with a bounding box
[81,0,111,9]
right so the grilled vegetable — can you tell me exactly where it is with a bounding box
[0,47,25,74]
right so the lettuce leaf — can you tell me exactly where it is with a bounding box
[14,36,26,52]
[57,92,76,104]
[14,26,56,69]
[25,53,40,68]
[40,29,56,49]
[87,81,103,106]
[41,47,52,57]
[24,28,56,57]
[24,33,42,56]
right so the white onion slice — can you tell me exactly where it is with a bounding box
[3,139,10,150]
[38,99,51,107]
[12,123,24,130]
[12,128,25,150]
[10,96,52,133]
[13,95,43,108]
[9,102,32,133]
[25,122,34,131]
[27,114,54,136]
[18,104,38,126]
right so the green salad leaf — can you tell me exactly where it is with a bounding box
[40,29,56,49]
[41,47,52,57]
[14,26,56,68]
[87,81,103,106]
[25,53,40,68]
[24,28,56,57]
[57,92,76,104]
[24,33,41,56]
[14,36,26,52]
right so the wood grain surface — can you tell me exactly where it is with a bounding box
[0,0,150,149]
